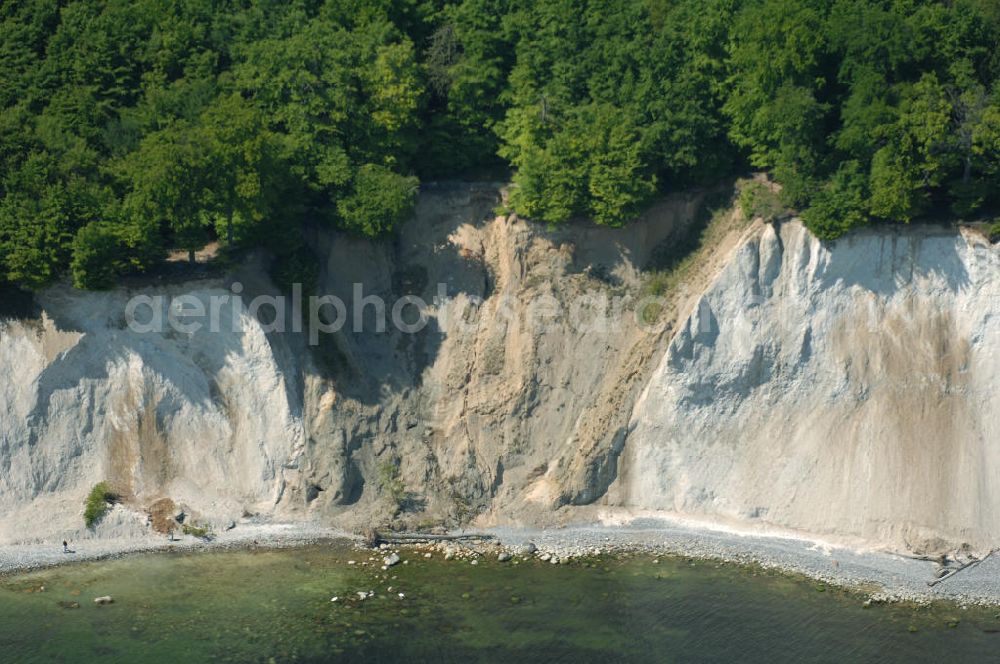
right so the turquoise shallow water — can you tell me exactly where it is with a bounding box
[0,544,997,663]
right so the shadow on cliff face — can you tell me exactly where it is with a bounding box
[15,282,304,501]
[817,225,971,294]
[0,283,37,321]
[25,288,253,432]
[556,184,732,287]
[303,185,498,405]
[643,185,738,273]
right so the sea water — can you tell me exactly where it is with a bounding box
[0,544,996,663]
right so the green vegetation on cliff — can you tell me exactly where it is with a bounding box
[2,0,1000,290]
[83,481,118,528]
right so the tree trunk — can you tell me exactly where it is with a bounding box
[227,213,234,247]
[188,248,196,264]
[370,531,495,545]
[961,127,973,185]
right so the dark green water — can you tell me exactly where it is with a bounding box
[0,545,997,663]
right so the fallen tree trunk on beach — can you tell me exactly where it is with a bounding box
[372,532,496,546]
[927,549,996,587]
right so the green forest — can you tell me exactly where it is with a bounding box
[2,0,1000,290]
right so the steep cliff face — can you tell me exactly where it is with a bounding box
[0,185,710,542]
[290,186,712,530]
[0,280,309,542]
[616,221,1000,553]
[4,185,999,554]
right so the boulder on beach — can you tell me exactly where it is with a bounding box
[383,553,401,567]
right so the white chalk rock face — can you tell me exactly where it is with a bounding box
[621,221,1000,553]
[0,283,304,543]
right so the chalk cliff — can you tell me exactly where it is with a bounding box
[2,184,997,554]
[618,221,1000,553]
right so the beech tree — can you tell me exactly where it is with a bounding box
[3,0,1000,289]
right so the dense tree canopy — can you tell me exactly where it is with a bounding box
[727,0,1000,238]
[1,0,999,289]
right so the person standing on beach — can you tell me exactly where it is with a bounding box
[62,541,69,553]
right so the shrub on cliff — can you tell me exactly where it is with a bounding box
[988,221,1000,243]
[83,482,119,529]
[378,459,407,510]
[181,523,213,540]
[738,181,785,223]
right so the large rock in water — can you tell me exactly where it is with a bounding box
[618,221,1000,553]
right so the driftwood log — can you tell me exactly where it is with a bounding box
[370,531,496,546]
[927,549,996,587]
